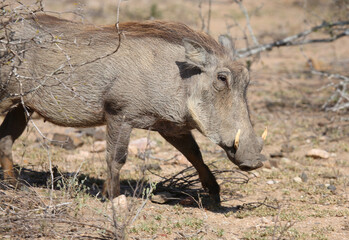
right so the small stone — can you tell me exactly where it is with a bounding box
[327,184,336,192]
[261,217,271,224]
[269,159,279,168]
[251,171,260,177]
[66,150,90,161]
[263,160,272,169]
[262,168,272,173]
[319,136,328,142]
[270,152,284,158]
[281,144,295,153]
[307,58,328,71]
[144,163,161,171]
[77,128,96,137]
[31,112,42,119]
[317,121,327,127]
[176,154,191,166]
[151,192,175,204]
[112,194,128,211]
[306,149,330,159]
[91,141,106,153]
[51,133,82,150]
[293,176,302,183]
[94,129,106,141]
[267,180,275,185]
[70,136,84,148]
[281,158,291,164]
[300,172,308,182]
[129,137,156,155]
[321,173,339,179]
[64,128,75,134]
[179,196,195,206]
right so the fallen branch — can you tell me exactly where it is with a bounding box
[235,20,349,59]
[238,197,280,210]
[152,161,251,197]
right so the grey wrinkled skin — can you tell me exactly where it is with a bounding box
[0,15,265,205]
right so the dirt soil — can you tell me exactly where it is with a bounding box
[1,0,349,239]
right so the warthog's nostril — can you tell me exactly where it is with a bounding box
[239,163,262,171]
[238,159,264,171]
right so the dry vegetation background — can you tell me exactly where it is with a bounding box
[1,0,349,239]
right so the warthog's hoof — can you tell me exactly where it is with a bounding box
[102,179,121,201]
[208,194,221,209]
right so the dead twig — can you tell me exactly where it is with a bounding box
[312,69,349,111]
[153,161,251,200]
[239,197,280,210]
[235,20,349,59]
[233,0,259,47]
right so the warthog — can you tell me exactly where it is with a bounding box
[0,14,266,204]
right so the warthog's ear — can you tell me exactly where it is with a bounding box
[218,34,235,59]
[183,38,209,69]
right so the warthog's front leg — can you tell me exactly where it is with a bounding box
[102,117,132,199]
[159,132,220,206]
[0,105,30,186]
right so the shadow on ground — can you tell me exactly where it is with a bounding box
[0,165,247,213]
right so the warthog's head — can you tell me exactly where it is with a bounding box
[182,37,266,171]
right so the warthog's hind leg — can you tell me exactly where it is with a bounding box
[102,116,132,199]
[159,132,221,206]
[0,104,30,186]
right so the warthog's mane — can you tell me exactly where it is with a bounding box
[118,21,225,55]
[32,14,225,55]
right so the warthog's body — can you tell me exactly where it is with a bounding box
[0,14,265,204]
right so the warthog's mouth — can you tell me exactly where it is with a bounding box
[236,156,265,171]
[225,151,266,171]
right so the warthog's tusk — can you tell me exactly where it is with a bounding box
[234,129,241,149]
[261,127,268,141]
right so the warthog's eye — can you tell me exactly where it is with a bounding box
[217,74,227,82]
[214,70,231,91]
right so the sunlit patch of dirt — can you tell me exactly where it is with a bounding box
[1,0,349,239]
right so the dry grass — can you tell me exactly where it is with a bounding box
[1,0,349,239]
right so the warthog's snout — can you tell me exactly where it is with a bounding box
[224,146,265,171]
[223,132,267,171]
[236,155,266,171]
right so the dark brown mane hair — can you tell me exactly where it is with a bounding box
[33,14,224,55]
[119,21,224,55]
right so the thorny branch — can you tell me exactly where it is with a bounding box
[198,0,212,33]
[152,161,251,198]
[233,0,259,47]
[0,186,115,239]
[234,20,349,59]
[312,67,349,111]
[238,197,280,211]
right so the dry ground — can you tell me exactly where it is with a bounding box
[1,0,349,239]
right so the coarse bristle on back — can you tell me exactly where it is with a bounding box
[118,21,225,55]
[32,14,225,55]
